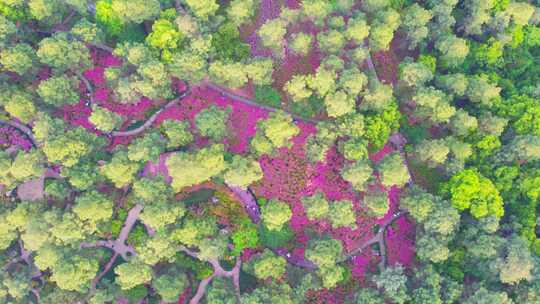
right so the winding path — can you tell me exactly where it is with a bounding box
[0,119,38,148]
[179,247,242,304]
[81,203,141,260]
[206,82,320,124]
[110,84,191,137]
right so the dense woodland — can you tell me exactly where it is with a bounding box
[1,0,540,303]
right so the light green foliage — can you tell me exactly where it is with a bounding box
[285,74,312,102]
[32,114,65,143]
[28,0,61,22]
[400,186,435,223]
[172,217,217,246]
[127,131,166,163]
[137,234,177,265]
[416,234,450,263]
[197,235,229,261]
[493,236,534,285]
[301,0,332,26]
[227,0,258,26]
[319,266,345,288]
[133,176,173,205]
[258,18,287,53]
[339,68,368,97]
[62,161,102,190]
[364,188,389,218]
[43,127,103,167]
[246,58,274,86]
[160,119,193,148]
[166,144,227,191]
[139,201,185,230]
[37,76,79,107]
[146,18,183,60]
[252,110,299,155]
[317,30,346,55]
[328,200,356,229]
[1,271,31,301]
[252,249,287,280]
[223,155,263,189]
[0,212,17,250]
[290,32,313,56]
[89,105,124,133]
[95,0,124,36]
[336,113,365,139]
[450,109,478,137]
[4,91,36,123]
[360,82,394,112]
[240,282,295,304]
[212,22,251,62]
[50,255,99,292]
[114,261,153,290]
[111,0,160,24]
[462,0,495,36]
[100,151,141,188]
[362,0,390,14]
[308,67,337,98]
[355,288,384,304]
[208,61,248,88]
[305,238,342,268]
[414,139,450,167]
[153,272,188,303]
[330,16,348,30]
[261,199,292,231]
[324,90,355,118]
[463,288,513,304]
[195,105,230,141]
[231,221,259,255]
[374,265,409,304]
[466,76,501,106]
[399,59,433,87]
[169,50,207,83]
[369,9,400,51]
[401,4,432,49]
[341,160,373,192]
[506,2,535,26]
[0,43,34,75]
[71,19,103,44]
[301,191,329,220]
[73,190,113,225]
[205,277,236,304]
[22,218,51,251]
[501,135,540,162]
[443,169,504,218]
[37,33,90,71]
[346,15,370,45]
[377,152,409,188]
[413,87,456,124]
[435,35,469,68]
[50,213,92,245]
[0,15,16,44]
[10,149,44,181]
[339,138,369,161]
[185,0,219,20]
